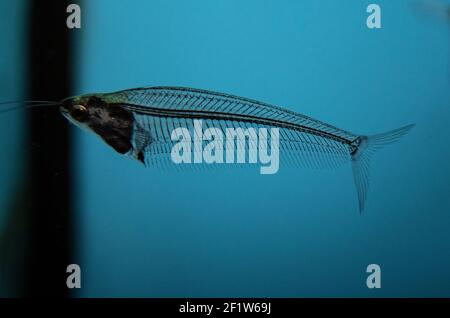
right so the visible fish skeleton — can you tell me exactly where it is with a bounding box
[1,86,415,212]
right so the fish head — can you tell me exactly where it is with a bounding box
[60,94,135,155]
[60,95,92,127]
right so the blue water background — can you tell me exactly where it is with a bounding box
[0,0,26,253]
[1,0,450,297]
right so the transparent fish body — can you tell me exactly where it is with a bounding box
[109,87,358,167]
[58,86,414,212]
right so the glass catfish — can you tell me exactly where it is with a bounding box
[0,86,414,212]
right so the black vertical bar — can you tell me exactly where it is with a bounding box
[25,0,74,297]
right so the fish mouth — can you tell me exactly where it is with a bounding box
[59,106,71,121]
[59,105,69,114]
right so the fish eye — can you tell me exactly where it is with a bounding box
[70,104,88,122]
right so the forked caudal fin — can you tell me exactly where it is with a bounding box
[351,124,415,213]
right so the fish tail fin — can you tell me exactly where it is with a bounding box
[350,124,415,213]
